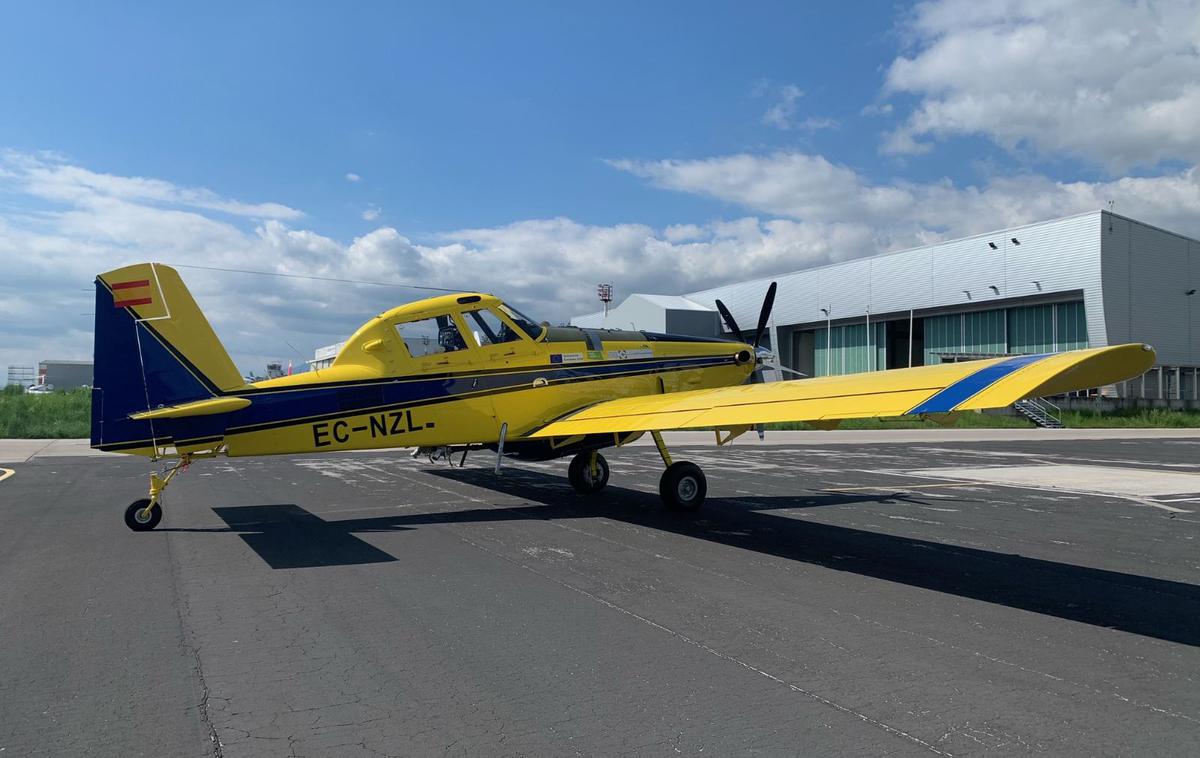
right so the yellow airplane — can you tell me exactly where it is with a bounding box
[93,262,1155,531]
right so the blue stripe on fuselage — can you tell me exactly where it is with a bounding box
[906,353,1050,415]
[164,353,734,441]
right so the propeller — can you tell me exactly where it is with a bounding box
[714,281,777,348]
[714,299,742,341]
[716,281,783,386]
[713,281,782,441]
[762,363,807,378]
[752,281,777,350]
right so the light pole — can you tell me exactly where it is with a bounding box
[908,308,914,367]
[866,307,872,372]
[1188,289,1196,386]
[820,307,832,376]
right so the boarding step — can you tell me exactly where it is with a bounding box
[1014,397,1064,429]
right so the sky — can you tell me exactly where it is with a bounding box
[2,0,1199,375]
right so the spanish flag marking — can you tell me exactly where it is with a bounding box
[112,279,153,308]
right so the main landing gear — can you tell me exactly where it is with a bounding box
[651,431,706,511]
[566,431,707,512]
[568,450,610,493]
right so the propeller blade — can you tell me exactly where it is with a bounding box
[751,282,778,349]
[714,299,742,338]
[762,363,808,378]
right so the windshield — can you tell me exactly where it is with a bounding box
[499,303,545,341]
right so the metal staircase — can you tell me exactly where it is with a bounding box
[1014,397,1064,428]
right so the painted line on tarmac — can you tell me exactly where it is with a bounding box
[825,482,976,493]
[0,468,14,483]
[877,468,1193,514]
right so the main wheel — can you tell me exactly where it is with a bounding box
[124,498,162,531]
[568,451,610,494]
[660,461,707,512]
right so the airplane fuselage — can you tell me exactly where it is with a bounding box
[96,287,756,459]
[217,330,753,458]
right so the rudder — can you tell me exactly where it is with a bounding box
[92,263,244,452]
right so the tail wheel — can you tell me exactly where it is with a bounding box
[660,461,707,512]
[124,498,162,531]
[568,451,610,494]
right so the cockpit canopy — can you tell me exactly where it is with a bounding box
[392,300,545,359]
[330,293,547,370]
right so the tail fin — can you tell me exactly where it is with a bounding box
[92,263,244,451]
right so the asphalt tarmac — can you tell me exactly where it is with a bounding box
[2,434,1200,756]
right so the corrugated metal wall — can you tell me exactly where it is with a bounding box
[814,322,887,377]
[575,211,1198,376]
[921,302,1088,366]
[682,211,1107,342]
[922,309,1006,364]
[1101,213,1198,366]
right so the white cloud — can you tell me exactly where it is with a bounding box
[0,152,875,373]
[762,84,805,130]
[797,116,839,132]
[612,151,1200,242]
[662,223,706,242]
[1,150,302,220]
[345,172,361,182]
[756,83,838,133]
[882,0,1200,170]
[7,142,1200,374]
[361,205,381,221]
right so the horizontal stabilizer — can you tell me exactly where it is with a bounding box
[130,397,251,421]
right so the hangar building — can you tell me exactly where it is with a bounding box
[572,211,1199,402]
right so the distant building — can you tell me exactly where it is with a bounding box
[38,360,93,390]
[583,293,721,336]
[6,365,35,388]
[309,342,345,371]
[573,210,1199,404]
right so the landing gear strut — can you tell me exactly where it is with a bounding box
[124,454,193,531]
[652,431,706,512]
[568,450,610,494]
[122,447,230,531]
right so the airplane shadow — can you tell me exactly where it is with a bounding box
[169,466,1200,647]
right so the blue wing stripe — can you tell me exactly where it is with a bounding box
[907,353,1051,415]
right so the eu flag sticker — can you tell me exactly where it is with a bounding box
[550,354,564,364]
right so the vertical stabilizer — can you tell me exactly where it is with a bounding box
[92,263,244,451]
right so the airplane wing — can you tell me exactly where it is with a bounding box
[527,343,1154,438]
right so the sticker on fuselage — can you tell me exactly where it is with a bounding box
[607,348,653,360]
[550,352,585,364]
[311,409,433,448]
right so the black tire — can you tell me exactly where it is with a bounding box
[568,451,610,494]
[660,461,707,512]
[124,499,162,531]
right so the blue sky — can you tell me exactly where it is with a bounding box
[2,2,907,234]
[2,0,1198,372]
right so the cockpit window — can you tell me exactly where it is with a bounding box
[499,304,545,341]
[395,315,468,357]
[463,308,523,346]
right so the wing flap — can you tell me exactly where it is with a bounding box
[527,343,1154,438]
